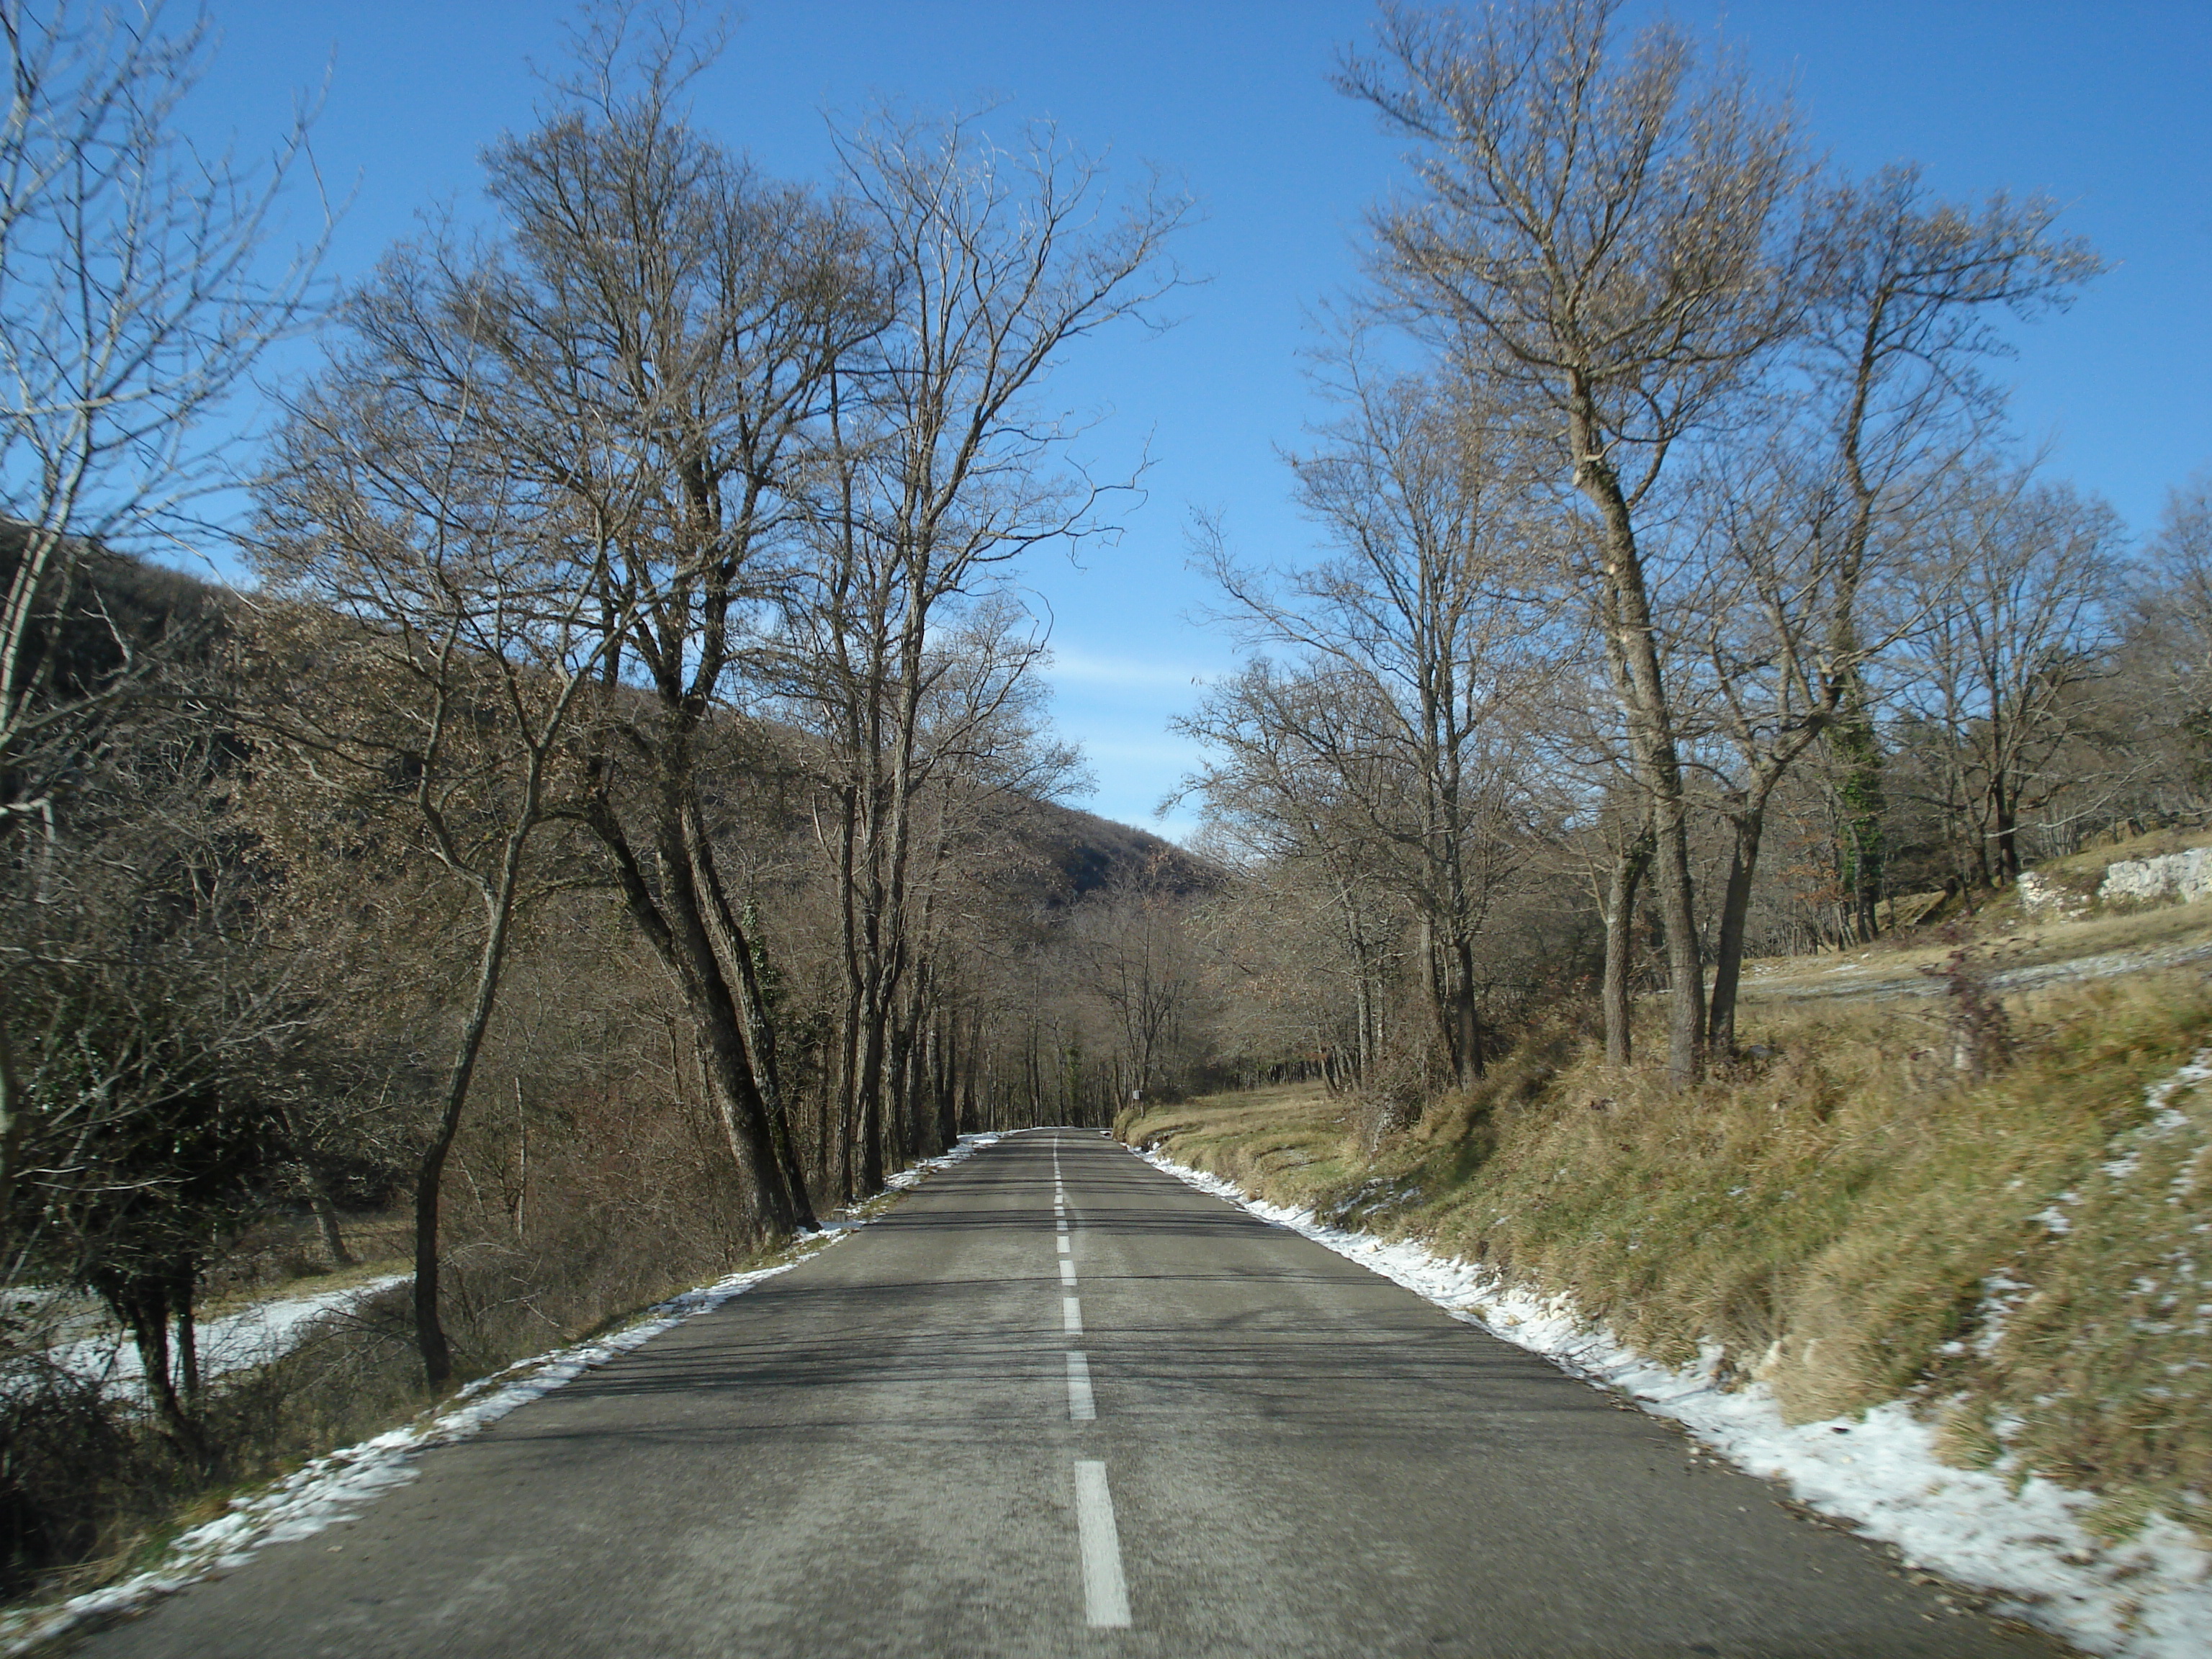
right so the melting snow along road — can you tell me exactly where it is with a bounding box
[71,1132,2064,1658]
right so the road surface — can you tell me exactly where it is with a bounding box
[69,1130,2066,1657]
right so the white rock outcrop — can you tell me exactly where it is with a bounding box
[2015,871,2081,917]
[2098,845,2212,907]
[2021,845,2212,915]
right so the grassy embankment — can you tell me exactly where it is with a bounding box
[1123,872,2212,1549]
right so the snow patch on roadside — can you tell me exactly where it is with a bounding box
[0,1131,1006,1656]
[884,1130,1002,1191]
[1137,1145,2212,1659]
[43,1274,410,1401]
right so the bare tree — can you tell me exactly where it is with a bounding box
[1193,359,1554,1089]
[1894,468,2126,887]
[254,348,634,1386]
[4,686,294,1444]
[0,0,320,819]
[1177,660,1418,1089]
[1532,147,2098,1054]
[1074,855,1204,1102]
[1184,841,1393,1092]
[2108,472,2212,815]
[1581,787,1651,1068]
[1340,0,1799,1082]
[331,12,885,1235]
[789,107,1185,1191]
[0,0,319,1248]
[1790,165,2098,948]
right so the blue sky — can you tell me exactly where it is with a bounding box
[187,1,2212,838]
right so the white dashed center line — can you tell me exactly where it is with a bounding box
[1074,1462,1132,1628]
[1065,1352,1096,1421]
[1044,1141,1126,1629]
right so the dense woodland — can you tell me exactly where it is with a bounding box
[4,0,2212,1599]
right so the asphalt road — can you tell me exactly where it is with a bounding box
[70,1131,2068,1658]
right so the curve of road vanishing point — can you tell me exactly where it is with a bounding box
[68,1132,2067,1658]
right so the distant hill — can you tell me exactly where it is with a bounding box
[10,536,1228,909]
[0,521,230,702]
[1002,796,1223,906]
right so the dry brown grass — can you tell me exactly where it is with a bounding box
[2037,822,2212,878]
[1115,1084,1359,1205]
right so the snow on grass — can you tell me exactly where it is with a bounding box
[1137,1143,2212,1659]
[44,1274,411,1401]
[884,1130,1002,1191]
[0,1130,1006,1657]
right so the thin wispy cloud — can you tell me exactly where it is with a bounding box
[1046,649,1219,692]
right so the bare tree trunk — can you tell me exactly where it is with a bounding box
[310,1183,353,1267]
[114,1280,198,1452]
[1603,819,1656,1067]
[1992,783,2022,884]
[833,797,863,1203]
[1449,933,1483,1088]
[0,1022,24,1243]
[958,1011,981,1136]
[511,1077,529,1241]
[680,803,817,1229]
[413,876,523,1389]
[586,793,804,1236]
[932,1020,957,1153]
[909,1017,932,1156]
[1348,979,1369,1085]
[172,1267,201,1405]
[1706,801,1767,1057]
[1831,677,1888,943]
[1418,917,1485,1089]
[855,996,887,1193]
[817,1030,842,1200]
[1580,433,1707,1084]
[884,1012,915,1167]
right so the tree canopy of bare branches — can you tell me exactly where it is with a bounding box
[1340,0,1801,1081]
